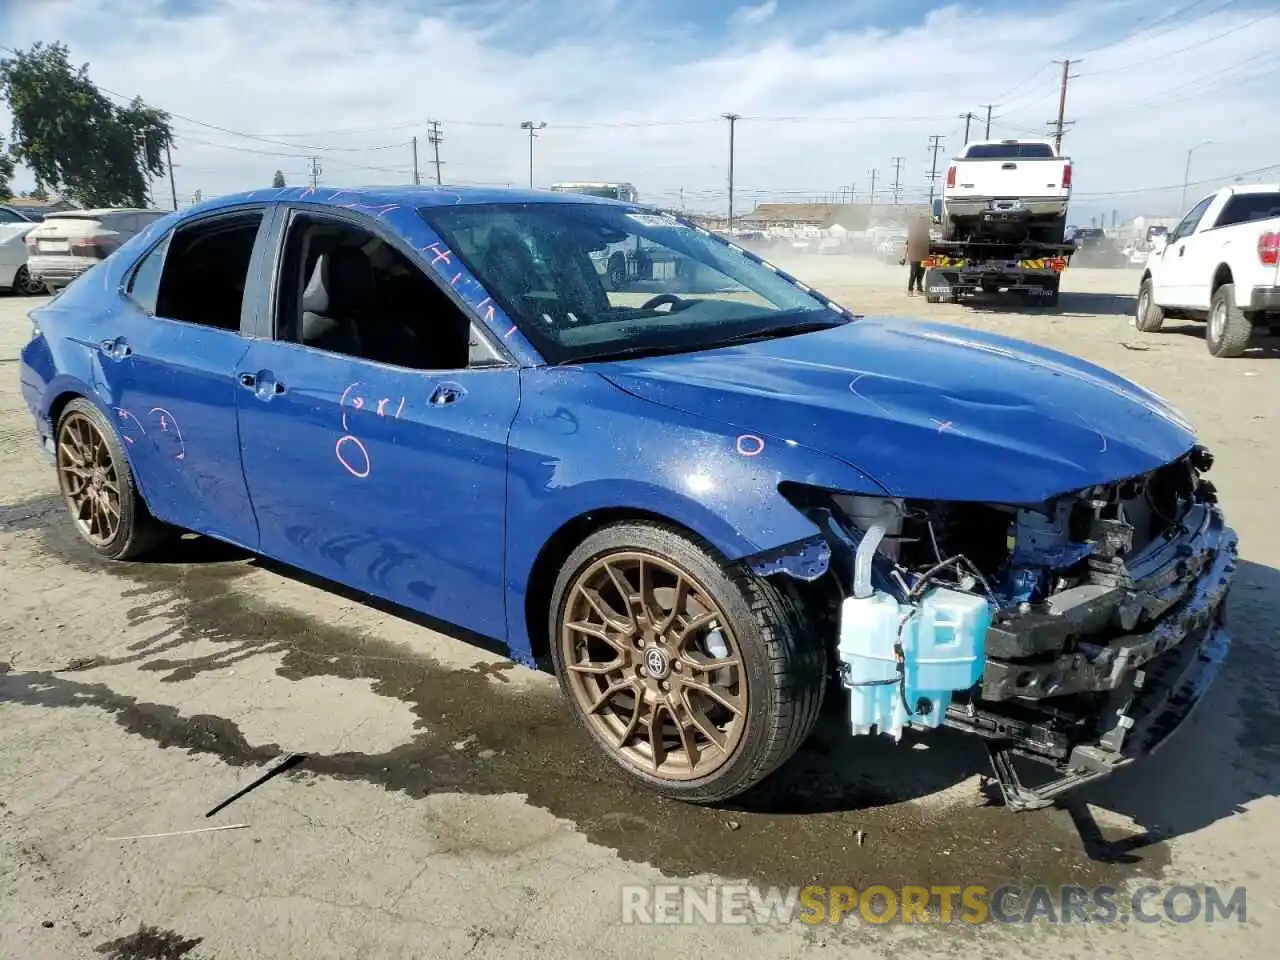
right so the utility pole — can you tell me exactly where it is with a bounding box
[164,139,177,210]
[925,135,945,207]
[959,112,976,145]
[308,157,322,189]
[519,121,546,189]
[890,156,906,205]
[867,168,879,212]
[979,104,996,139]
[1049,59,1079,152]
[411,136,420,185]
[428,121,444,185]
[722,113,741,232]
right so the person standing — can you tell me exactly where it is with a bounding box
[902,214,931,296]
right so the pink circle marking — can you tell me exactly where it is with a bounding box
[335,435,370,478]
[736,434,765,457]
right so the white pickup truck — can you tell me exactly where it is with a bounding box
[1136,184,1280,357]
[942,139,1072,244]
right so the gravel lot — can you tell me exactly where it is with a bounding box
[1,262,1277,959]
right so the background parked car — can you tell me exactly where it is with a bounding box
[24,208,169,291]
[0,204,45,295]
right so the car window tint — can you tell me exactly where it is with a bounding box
[153,212,263,332]
[420,202,843,365]
[963,142,1055,159]
[1171,196,1214,241]
[276,214,480,371]
[1215,194,1280,229]
[127,231,172,314]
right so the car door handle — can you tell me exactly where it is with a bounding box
[429,382,466,406]
[1178,246,1185,256]
[100,337,131,359]
[239,371,285,398]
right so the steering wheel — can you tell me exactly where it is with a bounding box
[640,293,687,312]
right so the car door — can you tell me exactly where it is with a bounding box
[234,204,520,640]
[1154,195,1215,308]
[95,206,270,549]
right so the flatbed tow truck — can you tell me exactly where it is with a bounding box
[922,238,1073,306]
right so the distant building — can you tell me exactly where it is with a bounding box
[740,202,929,232]
[5,196,78,221]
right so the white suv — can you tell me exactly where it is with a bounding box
[24,208,169,291]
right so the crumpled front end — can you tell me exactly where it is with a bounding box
[756,445,1237,809]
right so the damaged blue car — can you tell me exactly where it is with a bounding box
[20,186,1237,809]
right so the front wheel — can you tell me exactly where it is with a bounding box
[549,522,825,804]
[1135,278,1164,332]
[55,398,170,560]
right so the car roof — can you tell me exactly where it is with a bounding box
[184,184,627,219]
[44,207,166,218]
[1224,183,1280,196]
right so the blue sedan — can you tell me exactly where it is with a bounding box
[19,186,1237,809]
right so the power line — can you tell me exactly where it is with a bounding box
[1080,10,1275,77]
[1072,160,1280,199]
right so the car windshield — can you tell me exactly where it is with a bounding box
[419,202,847,364]
[963,142,1056,159]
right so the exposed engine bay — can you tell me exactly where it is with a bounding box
[756,445,1238,809]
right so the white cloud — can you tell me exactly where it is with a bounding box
[2,0,1277,223]
[731,1,778,27]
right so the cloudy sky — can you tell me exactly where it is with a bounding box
[1,0,1277,224]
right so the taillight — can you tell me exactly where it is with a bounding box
[69,236,113,259]
[945,165,957,188]
[1259,231,1280,266]
[1062,163,1072,188]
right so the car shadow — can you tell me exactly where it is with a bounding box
[131,530,1280,860]
[1160,320,1280,358]
[736,558,1280,859]
[963,290,1137,317]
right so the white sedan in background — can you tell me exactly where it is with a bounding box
[0,205,44,295]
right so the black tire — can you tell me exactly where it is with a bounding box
[549,521,825,804]
[13,264,46,296]
[1206,283,1252,358]
[1135,277,1164,333]
[54,398,170,560]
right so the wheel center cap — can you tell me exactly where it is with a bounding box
[643,646,671,680]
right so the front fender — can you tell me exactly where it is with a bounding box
[503,367,885,662]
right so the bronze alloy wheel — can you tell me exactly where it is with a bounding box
[559,551,747,781]
[56,411,123,547]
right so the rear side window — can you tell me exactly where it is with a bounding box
[128,232,172,315]
[963,142,1056,159]
[1215,194,1280,229]
[153,211,264,331]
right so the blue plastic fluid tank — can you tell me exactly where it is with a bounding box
[839,587,992,740]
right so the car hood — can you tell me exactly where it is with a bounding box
[596,316,1197,504]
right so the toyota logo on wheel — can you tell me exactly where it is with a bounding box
[644,647,670,679]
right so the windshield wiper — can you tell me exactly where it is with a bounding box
[711,316,848,346]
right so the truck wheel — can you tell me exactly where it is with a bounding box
[1135,278,1164,332]
[1206,283,1252,358]
[549,522,825,804]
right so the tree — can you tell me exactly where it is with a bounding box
[272,169,286,188]
[0,134,13,200]
[0,42,173,208]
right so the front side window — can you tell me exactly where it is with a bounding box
[420,202,847,364]
[1170,196,1215,242]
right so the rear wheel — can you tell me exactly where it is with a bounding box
[55,399,169,560]
[1206,283,1252,358]
[13,265,46,296]
[1135,278,1164,332]
[550,522,825,804]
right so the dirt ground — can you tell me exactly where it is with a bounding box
[1,261,1278,959]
